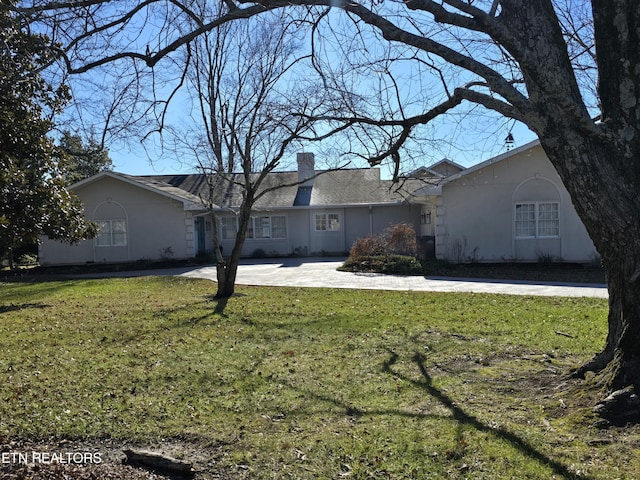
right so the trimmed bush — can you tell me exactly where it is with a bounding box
[340,254,423,275]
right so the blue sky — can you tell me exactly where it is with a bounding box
[64,6,540,179]
[106,117,537,178]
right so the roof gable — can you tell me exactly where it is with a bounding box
[412,139,542,196]
[405,159,465,179]
[441,139,541,184]
[72,171,204,209]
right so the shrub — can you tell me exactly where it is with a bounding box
[340,254,422,275]
[349,235,385,259]
[381,223,418,257]
[17,253,38,266]
[379,254,423,275]
[349,224,417,260]
[344,224,420,275]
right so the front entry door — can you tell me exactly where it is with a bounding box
[195,217,206,255]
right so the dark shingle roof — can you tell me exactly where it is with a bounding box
[138,168,436,210]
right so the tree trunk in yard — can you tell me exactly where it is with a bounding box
[498,0,640,404]
[215,197,253,299]
[539,133,640,395]
[584,0,640,394]
[597,263,640,392]
[215,243,242,299]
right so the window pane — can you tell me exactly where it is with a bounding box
[96,221,111,246]
[328,213,340,231]
[256,217,271,238]
[221,217,237,240]
[538,203,559,236]
[271,216,287,238]
[246,217,254,239]
[315,214,326,231]
[111,220,127,246]
[96,219,127,246]
[515,204,536,237]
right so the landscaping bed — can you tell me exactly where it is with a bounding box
[421,260,606,284]
[340,255,606,285]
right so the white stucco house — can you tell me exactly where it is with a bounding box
[414,140,597,263]
[39,140,598,265]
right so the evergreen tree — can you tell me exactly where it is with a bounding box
[0,8,96,268]
[58,131,113,185]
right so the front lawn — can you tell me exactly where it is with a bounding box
[0,276,633,479]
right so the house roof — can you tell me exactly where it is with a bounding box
[72,162,447,211]
[412,139,542,196]
[70,171,205,209]
[406,159,465,178]
[141,167,437,210]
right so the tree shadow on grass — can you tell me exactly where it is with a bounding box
[277,349,590,479]
[201,294,230,316]
[380,349,593,480]
[0,302,49,314]
[179,293,248,323]
[204,293,248,317]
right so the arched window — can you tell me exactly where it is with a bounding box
[513,177,561,239]
[93,201,128,247]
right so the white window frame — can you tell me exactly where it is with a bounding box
[220,215,287,240]
[95,219,127,247]
[254,216,272,239]
[315,213,341,232]
[514,202,559,239]
[270,216,287,239]
[220,217,237,241]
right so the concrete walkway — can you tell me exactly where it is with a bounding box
[175,257,608,298]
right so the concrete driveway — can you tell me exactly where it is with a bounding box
[175,257,608,298]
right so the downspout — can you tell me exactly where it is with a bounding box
[369,205,373,235]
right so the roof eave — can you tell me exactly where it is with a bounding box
[441,139,541,185]
[73,171,212,210]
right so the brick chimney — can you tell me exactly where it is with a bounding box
[297,152,315,187]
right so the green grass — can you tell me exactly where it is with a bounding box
[0,276,635,479]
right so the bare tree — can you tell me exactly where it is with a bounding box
[226,0,639,412]
[167,5,333,298]
[10,0,640,411]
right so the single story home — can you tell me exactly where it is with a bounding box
[414,140,597,263]
[39,140,598,265]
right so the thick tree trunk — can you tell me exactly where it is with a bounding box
[502,0,640,403]
[571,268,625,379]
[538,134,640,397]
[594,261,640,392]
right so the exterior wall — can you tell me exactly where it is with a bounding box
[288,210,311,255]
[215,204,421,259]
[216,211,295,258]
[39,176,191,265]
[309,208,346,254]
[344,204,421,253]
[344,206,371,252]
[436,145,597,262]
